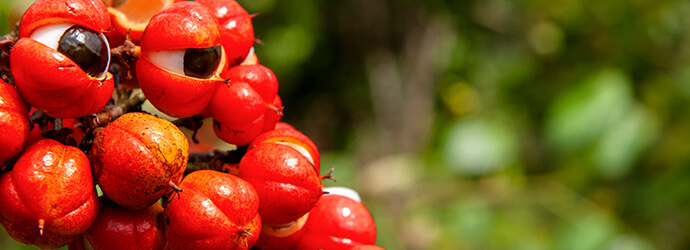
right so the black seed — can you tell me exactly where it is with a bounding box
[57,26,109,78]
[184,46,221,79]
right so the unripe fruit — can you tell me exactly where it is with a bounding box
[0,139,99,249]
[238,142,322,225]
[137,1,227,118]
[164,170,261,250]
[89,112,188,210]
[85,197,166,250]
[293,192,377,250]
[11,0,114,118]
[0,79,30,168]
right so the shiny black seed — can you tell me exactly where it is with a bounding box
[57,26,109,78]
[184,46,221,79]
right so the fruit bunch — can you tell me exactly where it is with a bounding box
[0,0,383,249]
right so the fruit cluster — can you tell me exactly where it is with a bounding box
[0,0,383,249]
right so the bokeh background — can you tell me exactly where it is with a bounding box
[3,0,690,249]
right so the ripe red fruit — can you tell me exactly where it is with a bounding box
[293,192,377,250]
[0,139,99,249]
[85,197,166,250]
[164,170,261,249]
[0,80,30,167]
[89,112,189,210]
[10,0,114,118]
[182,0,255,67]
[137,1,227,118]
[208,64,282,146]
[238,142,322,225]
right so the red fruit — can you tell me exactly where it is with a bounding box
[164,170,261,249]
[0,139,99,249]
[209,81,268,146]
[238,142,322,225]
[255,212,309,250]
[89,112,189,210]
[208,64,281,146]
[0,80,30,167]
[249,126,320,173]
[85,197,165,250]
[11,0,114,118]
[220,64,279,103]
[293,193,377,250]
[137,1,227,118]
[183,0,255,67]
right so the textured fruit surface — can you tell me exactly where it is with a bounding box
[0,139,99,249]
[85,197,165,250]
[164,170,261,250]
[89,112,189,210]
[0,80,30,167]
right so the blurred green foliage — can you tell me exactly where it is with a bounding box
[4,0,690,249]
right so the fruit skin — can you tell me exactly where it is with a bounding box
[89,112,189,210]
[137,1,225,118]
[0,80,30,168]
[85,197,165,250]
[293,193,377,250]
[0,139,99,249]
[11,0,114,118]
[220,64,279,103]
[183,0,255,67]
[164,170,261,250]
[17,0,110,38]
[238,142,322,225]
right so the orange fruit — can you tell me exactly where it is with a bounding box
[107,0,173,43]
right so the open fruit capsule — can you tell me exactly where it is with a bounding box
[136,1,227,118]
[10,0,114,119]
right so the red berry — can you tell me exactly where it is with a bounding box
[0,139,99,249]
[89,112,189,210]
[294,192,377,249]
[85,197,166,250]
[239,142,322,225]
[0,79,30,168]
[164,170,261,249]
